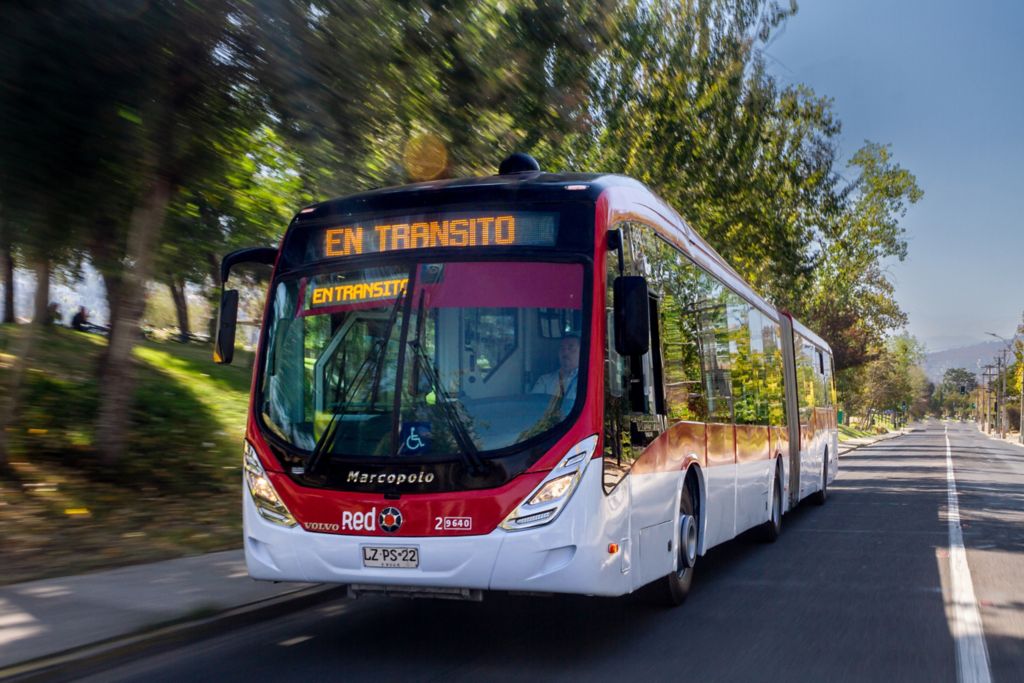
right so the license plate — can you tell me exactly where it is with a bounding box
[362,546,419,569]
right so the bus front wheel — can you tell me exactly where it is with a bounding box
[644,481,697,607]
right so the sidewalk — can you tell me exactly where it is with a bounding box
[976,423,1024,449]
[0,549,321,672]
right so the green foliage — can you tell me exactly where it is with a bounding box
[160,125,304,284]
[574,0,840,307]
[250,0,612,194]
[0,325,251,490]
[840,334,928,422]
[930,367,978,419]
[0,0,926,450]
[804,143,922,370]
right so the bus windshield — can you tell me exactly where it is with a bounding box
[258,259,586,460]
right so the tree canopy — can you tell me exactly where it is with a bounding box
[0,0,925,461]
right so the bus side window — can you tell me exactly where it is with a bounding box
[762,318,786,428]
[819,352,835,405]
[647,233,709,423]
[603,221,664,491]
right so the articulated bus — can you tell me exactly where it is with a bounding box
[215,153,838,605]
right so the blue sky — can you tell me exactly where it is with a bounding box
[765,0,1024,351]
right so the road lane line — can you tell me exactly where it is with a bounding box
[943,425,992,683]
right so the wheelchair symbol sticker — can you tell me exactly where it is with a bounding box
[400,422,430,454]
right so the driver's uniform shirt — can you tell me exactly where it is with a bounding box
[531,368,578,412]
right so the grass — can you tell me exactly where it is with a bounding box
[0,324,256,585]
[838,414,905,442]
[838,423,874,441]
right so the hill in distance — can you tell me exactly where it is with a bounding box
[924,339,1008,383]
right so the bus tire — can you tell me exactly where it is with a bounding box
[811,449,828,506]
[760,461,783,542]
[643,479,697,607]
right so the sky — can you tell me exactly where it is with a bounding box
[764,0,1024,352]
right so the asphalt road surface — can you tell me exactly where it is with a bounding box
[82,420,1024,682]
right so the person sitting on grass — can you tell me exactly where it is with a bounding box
[71,306,88,331]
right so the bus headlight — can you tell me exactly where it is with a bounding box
[500,434,598,531]
[244,441,297,528]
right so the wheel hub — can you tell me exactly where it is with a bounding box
[679,514,697,569]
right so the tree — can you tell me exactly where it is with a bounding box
[563,1,848,309]
[931,367,977,419]
[1,209,14,323]
[250,0,612,195]
[85,1,279,463]
[157,124,304,341]
[0,2,114,325]
[855,334,927,426]
[805,143,922,371]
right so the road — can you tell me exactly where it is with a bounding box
[81,420,1024,682]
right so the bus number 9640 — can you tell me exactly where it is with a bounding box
[435,516,472,531]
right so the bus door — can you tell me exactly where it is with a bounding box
[792,335,828,499]
[779,314,802,509]
[458,307,521,400]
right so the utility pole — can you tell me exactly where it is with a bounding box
[995,356,1002,437]
[985,332,1021,440]
[1000,350,1009,439]
[982,364,995,433]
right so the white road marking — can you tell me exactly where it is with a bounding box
[278,635,313,647]
[943,425,992,683]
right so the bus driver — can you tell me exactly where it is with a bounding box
[531,334,579,408]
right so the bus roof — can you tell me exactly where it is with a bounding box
[291,172,639,222]
[289,169,832,356]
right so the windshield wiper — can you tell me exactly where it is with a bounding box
[305,287,406,476]
[407,291,485,474]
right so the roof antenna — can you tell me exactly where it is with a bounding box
[498,152,541,175]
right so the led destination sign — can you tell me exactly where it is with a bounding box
[317,211,558,258]
[309,276,408,308]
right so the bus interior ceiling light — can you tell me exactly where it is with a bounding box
[500,434,599,531]
[244,442,297,527]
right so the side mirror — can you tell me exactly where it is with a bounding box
[214,289,239,364]
[614,276,649,356]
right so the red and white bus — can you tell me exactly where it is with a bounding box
[215,153,838,605]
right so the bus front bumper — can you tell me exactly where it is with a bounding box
[242,464,628,597]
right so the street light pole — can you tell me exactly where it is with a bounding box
[986,331,1019,441]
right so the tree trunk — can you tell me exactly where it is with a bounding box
[95,174,172,465]
[96,270,123,376]
[206,251,220,340]
[168,276,190,342]
[2,236,14,324]
[32,257,51,325]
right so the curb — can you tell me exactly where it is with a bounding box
[975,423,1024,449]
[838,429,905,456]
[0,584,348,682]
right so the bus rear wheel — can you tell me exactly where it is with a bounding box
[644,481,697,607]
[760,463,783,542]
[811,449,829,506]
